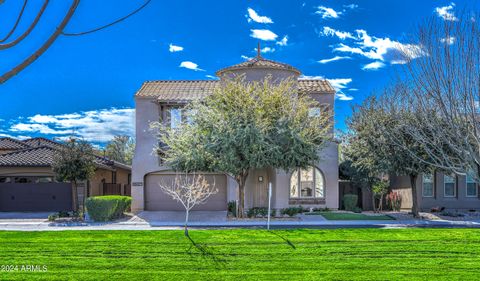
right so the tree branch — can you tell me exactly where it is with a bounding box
[0,0,28,43]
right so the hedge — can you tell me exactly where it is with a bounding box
[343,194,358,212]
[86,196,132,222]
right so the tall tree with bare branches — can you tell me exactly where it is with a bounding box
[395,12,480,179]
[0,0,151,84]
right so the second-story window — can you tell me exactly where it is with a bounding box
[169,108,182,129]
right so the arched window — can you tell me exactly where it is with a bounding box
[290,166,325,198]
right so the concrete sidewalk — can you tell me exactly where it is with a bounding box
[1,213,480,231]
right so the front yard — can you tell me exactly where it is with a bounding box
[1,229,479,280]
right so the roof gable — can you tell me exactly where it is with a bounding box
[0,137,31,150]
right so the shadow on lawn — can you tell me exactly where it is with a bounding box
[269,231,296,249]
[186,234,228,267]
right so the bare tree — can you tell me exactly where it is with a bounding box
[396,12,480,179]
[0,0,151,84]
[158,173,218,236]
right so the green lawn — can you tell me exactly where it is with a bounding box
[1,229,479,280]
[306,212,394,220]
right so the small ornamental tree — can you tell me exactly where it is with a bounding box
[52,139,96,212]
[152,77,333,217]
[158,173,218,236]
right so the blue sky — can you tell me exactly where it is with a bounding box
[0,0,476,144]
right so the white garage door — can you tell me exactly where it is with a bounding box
[145,173,227,211]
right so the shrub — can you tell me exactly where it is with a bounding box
[280,206,303,217]
[227,201,237,217]
[86,196,132,222]
[343,194,358,211]
[353,207,362,213]
[48,214,58,221]
[386,191,402,211]
[247,207,270,218]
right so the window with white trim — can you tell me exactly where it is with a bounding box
[290,166,325,198]
[422,173,434,197]
[444,174,456,197]
[466,171,478,197]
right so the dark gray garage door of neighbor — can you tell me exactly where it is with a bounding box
[0,182,73,212]
[145,173,227,211]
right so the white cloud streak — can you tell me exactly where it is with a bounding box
[276,36,288,46]
[169,43,184,52]
[7,108,135,143]
[315,6,342,19]
[247,8,273,24]
[435,3,458,21]
[318,56,351,64]
[179,61,205,71]
[320,26,355,40]
[250,29,278,41]
[362,61,386,71]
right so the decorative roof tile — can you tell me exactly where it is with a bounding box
[0,146,55,167]
[23,137,64,149]
[0,137,31,150]
[135,79,335,101]
[216,57,301,76]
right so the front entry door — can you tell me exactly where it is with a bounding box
[253,169,268,207]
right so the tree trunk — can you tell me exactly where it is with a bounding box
[409,174,419,218]
[236,171,249,218]
[72,180,78,212]
[371,194,377,213]
[184,209,189,237]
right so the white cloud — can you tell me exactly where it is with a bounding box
[336,92,354,101]
[169,43,183,52]
[348,88,359,91]
[241,55,252,60]
[276,36,288,46]
[435,3,457,21]
[205,75,218,80]
[362,61,386,71]
[441,36,455,45]
[318,56,351,64]
[324,29,425,63]
[343,4,358,9]
[7,108,135,143]
[179,61,205,71]
[247,8,273,24]
[250,29,278,41]
[299,75,354,101]
[315,6,342,19]
[258,47,275,53]
[320,26,355,40]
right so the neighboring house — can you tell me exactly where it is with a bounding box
[0,137,131,212]
[391,171,480,211]
[132,55,339,212]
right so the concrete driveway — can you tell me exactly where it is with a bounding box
[0,212,51,221]
[131,211,227,226]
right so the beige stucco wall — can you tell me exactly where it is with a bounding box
[132,66,339,212]
[391,172,480,211]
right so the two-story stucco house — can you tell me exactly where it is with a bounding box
[131,55,339,213]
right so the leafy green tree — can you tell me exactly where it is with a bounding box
[52,139,96,212]
[152,77,333,217]
[104,135,135,165]
[346,89,432,217]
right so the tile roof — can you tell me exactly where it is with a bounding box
[0,137,31,150]
[0,146,55,167]
[135,79,335,102]
[23,137,64,149]
[0,138,131,170]
[216,57,301,76]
